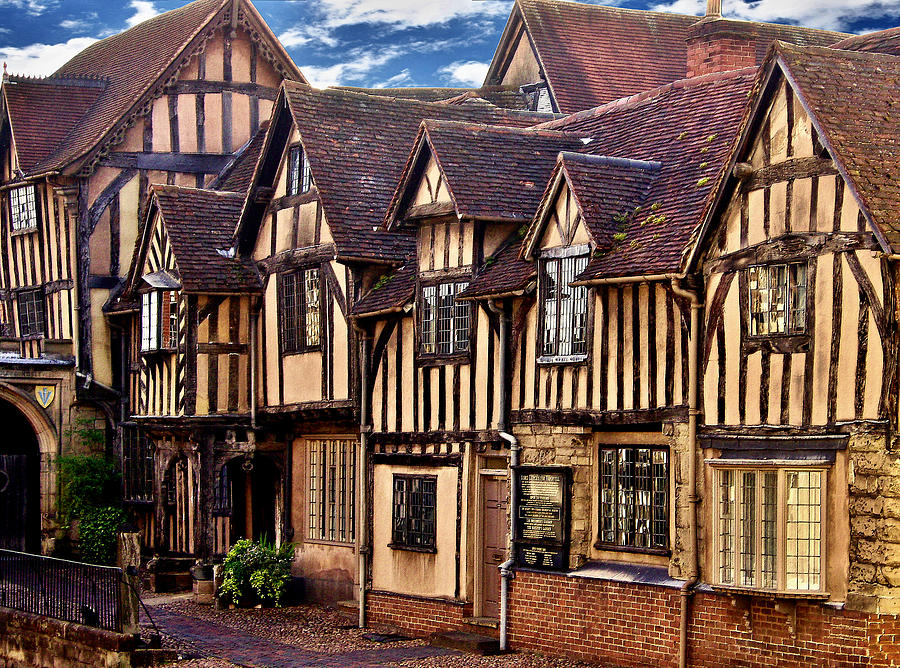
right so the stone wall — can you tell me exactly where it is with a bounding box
[0,607,135,668]
[849,427,900,614]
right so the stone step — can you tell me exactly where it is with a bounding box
[131,648,182,667]
[429,630,502,655]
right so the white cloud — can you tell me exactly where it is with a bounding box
[314,0,508,29]
[438,60,489,87]
[0,0,53,16]
[59,13,97,32]
[374,68,413,88]
[652,0,900,31]
[0,37,99,76]
[125,0,160,28]
[279,25,338,49]
[300,45,404,87]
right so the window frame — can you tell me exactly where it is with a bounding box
[307,439,356,544]
[9,184,39,233]
[140,289,178,353]
[279,266,323,355]
[596,445,670,554]
[746,261,808,339]
[418,276,472,362]
[16,288,46,339]
[287,145,313,197]
[390,474,437,552]
[122,426,154,504]
[711,462,828,597]
[538,246,590,364]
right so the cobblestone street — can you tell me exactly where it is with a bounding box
[141,596,596,668]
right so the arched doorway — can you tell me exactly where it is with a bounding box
[0,398,41,552]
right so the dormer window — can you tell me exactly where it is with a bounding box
[747,262,807,337]
[420,280,470,357]
[287,146,312,196]
[521,81,553,113]
[9,185,38,231]
[539,251,589,361]
[141,290,178,352]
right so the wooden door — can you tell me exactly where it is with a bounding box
[480,475,509,618]
[0,454,30,551]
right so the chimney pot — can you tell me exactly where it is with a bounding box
[706,0,722,17]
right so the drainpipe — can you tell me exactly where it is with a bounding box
[670,277,703,668]
[487,299,518,652]
[351,321,371,629]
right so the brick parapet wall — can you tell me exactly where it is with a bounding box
[0,607,135,668]
[506,569,900,667]
[367,590,471,636]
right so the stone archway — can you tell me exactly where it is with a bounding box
[0,384,57,553]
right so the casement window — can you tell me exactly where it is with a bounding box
[287,145,312,196]
[747,262,807,336]
[122,426,153,503]
[420,281,470,356]
[598,446,668,551]
[540,254,588,360]
[715,466,825,592]
[279,268,321,353]
[308,439,356,543]
[17,288,45,338]
[140,291,178,352]
[391,474,436,550]
[9,185,38,231]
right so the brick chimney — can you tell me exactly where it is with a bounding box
[686,0,756,77]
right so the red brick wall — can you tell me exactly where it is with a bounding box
[686,23,756,78]
[367,590,471,636]
[506,569,900,667]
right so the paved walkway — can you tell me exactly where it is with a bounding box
[141,601,457,668]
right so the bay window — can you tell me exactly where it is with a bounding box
[715,465,825,593]
[141,290,178,352]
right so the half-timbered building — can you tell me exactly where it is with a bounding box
[0,0,300,553]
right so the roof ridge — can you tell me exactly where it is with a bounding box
[422,118,581,138]
[777,39,900,62]
[537,67,757,129]
[517,0,849,37]
[153,183,244,197]
[6,73,110,87]
[560,152,661,171]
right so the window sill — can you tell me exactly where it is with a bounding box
[140,348,176,357]
[593,542,670,557]
[537,354,588,366]
[744,334,809,354]
[388,542,436,554]
[304,537,356,548]
[282,346,322,357]
[11,226,38,237]
[711,584,830,600]
[417,352,471,367]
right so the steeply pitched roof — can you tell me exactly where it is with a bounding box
[766,42,900,252]
[534,68,758,280]
[831,27,900,55]
[387,120,584,226]
[2,76,106,174]
[151,185,260,293]
[212,122,269,193]
[458,236,534,300]
[335,86,527,110]
[9,0,301,177]
[485,0,846,113]
[268,84,553,264]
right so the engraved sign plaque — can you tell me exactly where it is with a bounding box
[514,466,570,571]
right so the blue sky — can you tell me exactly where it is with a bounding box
[1,0,900,88]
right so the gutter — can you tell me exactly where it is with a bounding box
[487,299,518,652]
[571,272,681,287]
[669,277,703,668]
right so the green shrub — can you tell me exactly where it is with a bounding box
[218,538,293,607]
[57,455,121,526]
[79,506,126,565]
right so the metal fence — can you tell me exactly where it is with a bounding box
[0,549,123,632]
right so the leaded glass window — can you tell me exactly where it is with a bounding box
[308,439,356,543]
[9,185,37,231]
[287,146,312,196]
[540,254,588,359]
[420,281,469,356]
[748,262,807,336]
[392,475,436,549]
[598,446,668,550]
[17,288,45,338]
[280,267,321,353]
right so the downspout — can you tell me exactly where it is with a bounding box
[487,299,518,652]
[670,277,703,668]
[352,320,371,629]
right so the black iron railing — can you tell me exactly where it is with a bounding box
[0,549,123,632]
